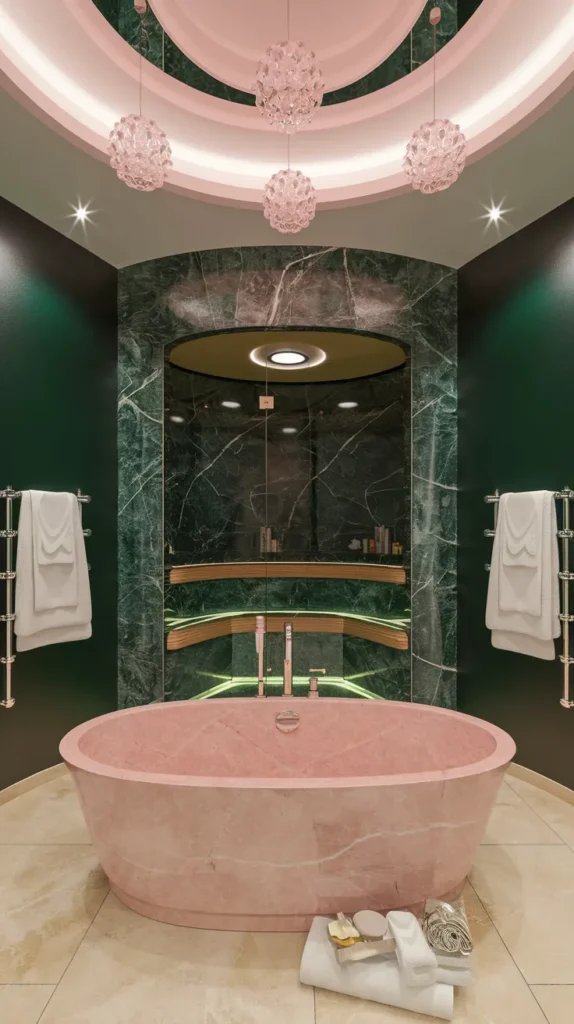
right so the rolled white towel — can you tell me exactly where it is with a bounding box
[386,910,438,988]
[300,917,453,1021]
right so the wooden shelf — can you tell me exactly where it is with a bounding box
[166,612,409,652]
[169,560,406,585]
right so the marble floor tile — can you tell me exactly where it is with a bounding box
[530,985,574,1024]
[481,800,564,845]
[506,776,574,851]
[495,780,525,806]
[0,773,90,845]
[471,844,574,984]
[314,884,547,1023]
[0,845,108,984]
[39,892,315,1024]
[0,985,55,1024]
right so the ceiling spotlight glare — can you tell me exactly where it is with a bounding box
[221,400,241,409]
[479,197,511,231]
[169,414,185,424]
[66,199,95,231]
[282,427,297,434]
[269,351,308,365]
[338,401,358,409]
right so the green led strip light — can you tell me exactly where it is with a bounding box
[190,676,384,701]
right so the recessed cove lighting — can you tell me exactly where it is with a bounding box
[269,351,309,366]
[169,415,185,424]
[282,427,297,434]
[221,400,241,409]
[338,401,358,409]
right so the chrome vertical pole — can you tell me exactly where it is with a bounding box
[559,487,574,708]
[1,487,17,709]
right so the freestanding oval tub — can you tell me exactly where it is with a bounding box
[60,697,515,932]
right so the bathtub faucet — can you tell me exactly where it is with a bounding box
[255,615,266,698]
[283,622,293,696]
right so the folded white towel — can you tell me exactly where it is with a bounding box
[386,911,438,989]
[436,964,473,988]
[300,917,453,1020]
[30,491,78,610]
[31,490,75,565]
[15,491,92,651]
[501,491,542,570]
[486,490,560,660]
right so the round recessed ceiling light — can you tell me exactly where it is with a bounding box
[282,427,297,434]
[250,342,326,372]
[169,414,185,424]
[269,350,308,366]
[221,400,241,409]
[338,401,358,409]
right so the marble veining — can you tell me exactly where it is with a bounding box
[118,247,457,708]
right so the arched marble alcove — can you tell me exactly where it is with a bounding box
[118,247,456,708]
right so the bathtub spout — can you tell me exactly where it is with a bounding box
[283,622,293,696]
[256,615,266,697]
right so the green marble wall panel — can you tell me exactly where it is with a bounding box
[164,637,232,702]
[119,246,456,708]
[343,637,411,701]
[165,577,409,620]
[93,1,469,106]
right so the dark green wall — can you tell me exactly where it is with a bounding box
[0,197,118,789]
[458,200,574,788]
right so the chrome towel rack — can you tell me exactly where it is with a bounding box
[0,487,91,710]
[484,488,574,710]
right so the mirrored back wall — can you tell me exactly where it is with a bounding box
[165,351,410,569]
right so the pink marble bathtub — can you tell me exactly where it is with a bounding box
[60,698,515,932]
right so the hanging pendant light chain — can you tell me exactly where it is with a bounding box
[432,21,436,121]
[108,3,172,191]
[402,5,467,195]
[138,12,143,116]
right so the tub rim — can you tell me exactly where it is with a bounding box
[59,698,516,790]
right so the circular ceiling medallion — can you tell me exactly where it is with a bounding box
[148,0,427,94]
[168,330,407,382]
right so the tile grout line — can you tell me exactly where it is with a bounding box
[529,984,569,1021]
[504,777,574,848]
[466,877,552,1024]
[35,878,110,1023]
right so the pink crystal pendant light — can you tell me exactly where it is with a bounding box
[263,165,317,234]
[108,1,172,191]
[403,7,466,194]
[255,40,324,134]
[259,1,318,233]
[254,0,324,133]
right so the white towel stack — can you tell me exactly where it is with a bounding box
[300,916,455,1020]
[486,490,560,660]
[14,491,92,651]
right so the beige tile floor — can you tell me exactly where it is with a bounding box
[1,769,573,1023]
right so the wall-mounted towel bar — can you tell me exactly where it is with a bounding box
[484,488,574,710]
[0,488,92,710]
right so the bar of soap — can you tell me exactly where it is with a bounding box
[328,914,360,942]
[353,910,388,939]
